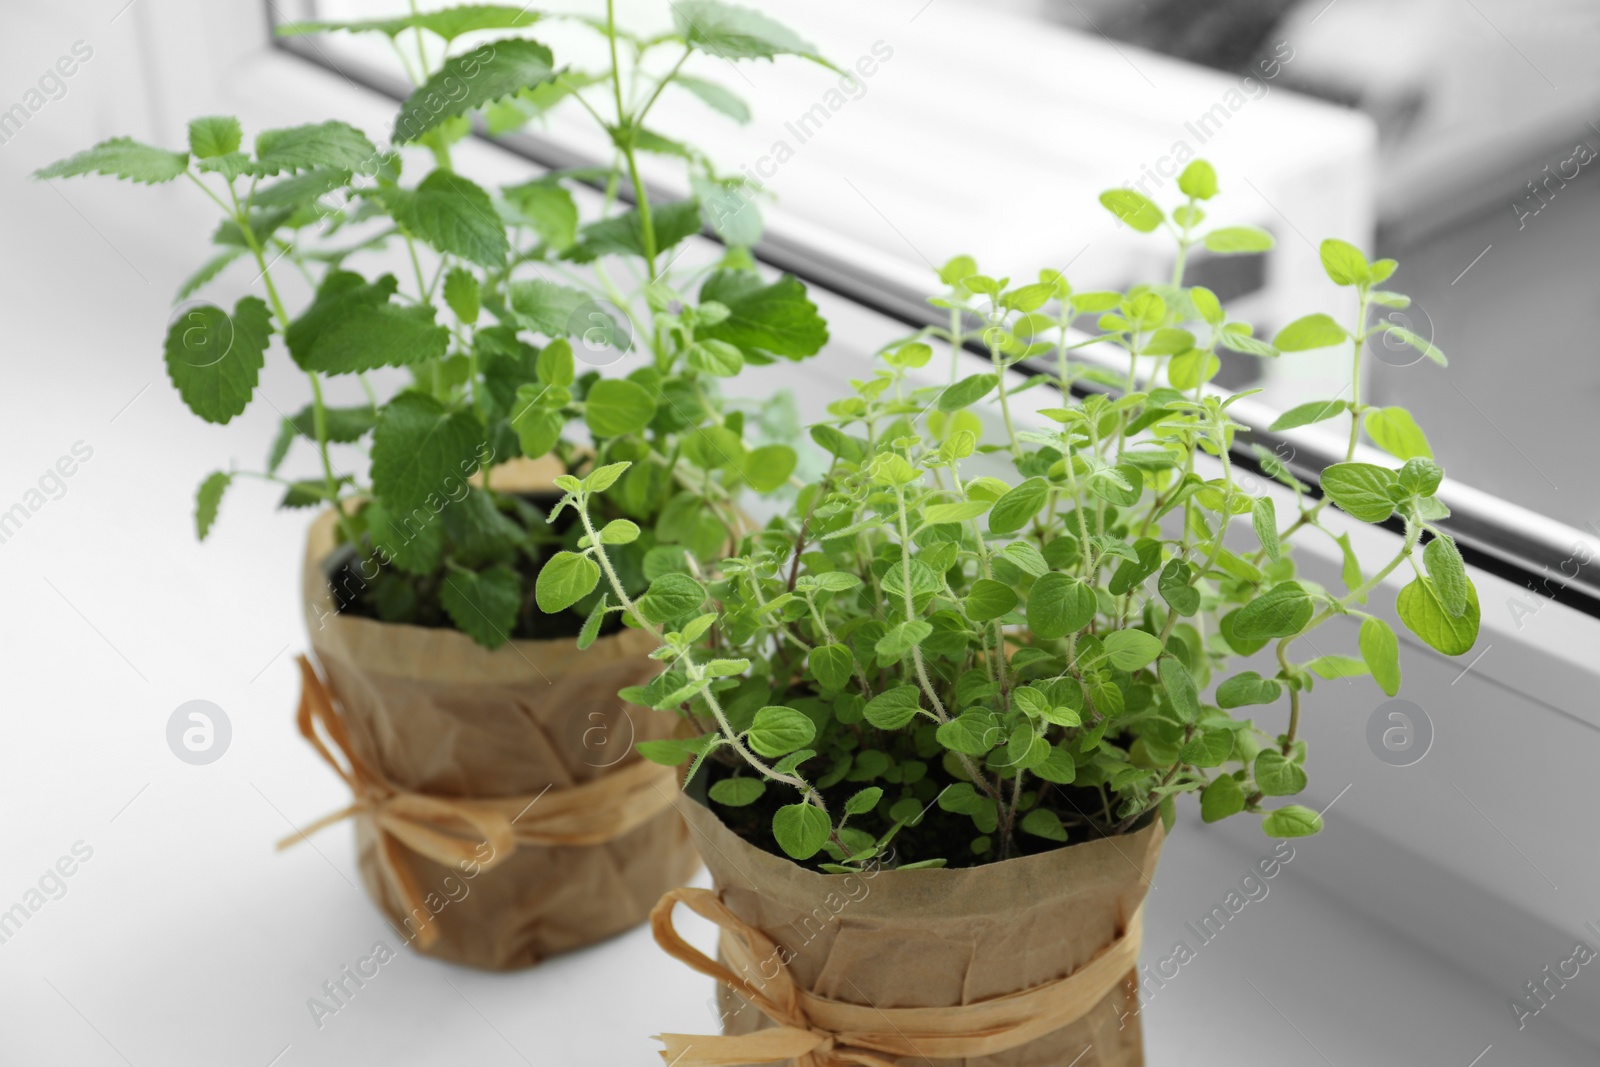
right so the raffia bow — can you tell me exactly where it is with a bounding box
[280,655,678,948]
[651,886,1143,1067]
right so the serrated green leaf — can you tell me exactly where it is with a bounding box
[672,1,825,63]
[255,121,377,174]
[566,198,703,263]
[1366,406,1433,462]
[809,643,855,690]
[393,39,557,143]
[749,706,816,757]
[964,578,1017,622]
[697,270,828,360]
[1201,774,1245,822]
[195,472,232,540]
[1026,573,1095,640]
[1233,581,1314,640]
[441,564,521,648]
[188,116,242,159]
[370,392,485,514]
[674,74,751,122]
[863,686,922,730]
[1021,808,1068,842]
[1255,751,1307,796]
[534,551,600,614]
[638,573,707,623]
[164,296,271,424]
[388,170,509,266]
[1216,671,1281,709]
[1262,805,1322,837]
[34,137,189,184]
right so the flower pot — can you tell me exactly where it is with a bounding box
[654,793,1165,1066]
[293,476,700,971]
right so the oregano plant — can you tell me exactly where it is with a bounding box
[35,2,832,649]
[557,159,1478,870]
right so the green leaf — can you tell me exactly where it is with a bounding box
[599,519,640,545]
[1397,574,1479,656]
[584,378,657,437]
[937,712,1000,757]
[1252,496,1281,562]
[709,777,767,807]
[1153,657,1200,724]
[277,6,542,40]
[672,1,825,63]
[745,441,806,495]
[845,787,883,816]
[393,39,557,143]
[989,478,1049,534]
[864,686,923,730]
[511,390,563,458]
[370,392,486,514]
[255,121,377,174]
[921,501,987,527]
[749,706,816,757]
[697,271,828,359]
[534,551,601,614]
[1099,188,1163,232]
[34,137,189,184]
[1272,314,1348,352]
[1359,617,1402,697]
[312,304,451,374]
[577,594,608,650]
[636,737,699,766]
[810,644,855,690]
[965,579,1018,622]
[938,373,998,412]
[1033,745,1078,785]
[1379,323,1447,367]
[506,279,594,338]
[1104,629,1164,672]
[1026,573,1096,640]
[1158,559,1200,617]
[1306,655,1369,679]
[1319,238,1370,287]
[1262,805,1323,837]
[1233,582,1314,640]
[188,117,242,159]
[1180,730,1233,768]
[567,198,703,263]
[1216,671,1281,709]
[388,170,509,266]
[1321,462,1397,523]
[1269,398,1347,431]
[1365,406,1432,462]
[441,564,521,648]
[1202,225,1275,254]
[772,803,831,860]
[1255,751,1307,796]
[195,472,232,540]
[502,180,579,250]
[638,573,707,623]
[443,268,481,325]
[1021,808,1068,842]
[688,340,744,377]
[1423,536,1469,617]
[251,167,351,210]
[1177,159,1217,200]
[674,75,751,122]
[164,296,271,424]
[1201,775,1245,822]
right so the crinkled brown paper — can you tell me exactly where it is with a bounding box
[299,461,699,970]
[677,793,1165,1066]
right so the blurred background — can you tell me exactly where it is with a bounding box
[4,1,1600,1064]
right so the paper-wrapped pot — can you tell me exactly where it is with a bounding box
[665,793,1165,1066]
[297,473,700,971]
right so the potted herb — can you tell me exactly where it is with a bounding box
[556,162,1478,1061]
[35,1,831,969]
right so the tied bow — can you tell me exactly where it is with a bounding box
[651,886,1143,1066]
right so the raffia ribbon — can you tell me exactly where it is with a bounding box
[651,885,1143,1066]
[279,655,678,948]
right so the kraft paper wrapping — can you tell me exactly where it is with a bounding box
[299,489,700,971]
[675,795,1165,1067]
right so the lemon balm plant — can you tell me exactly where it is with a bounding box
[34,1,837,972]
[558,161,1479,870]
[35,1,830,649]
